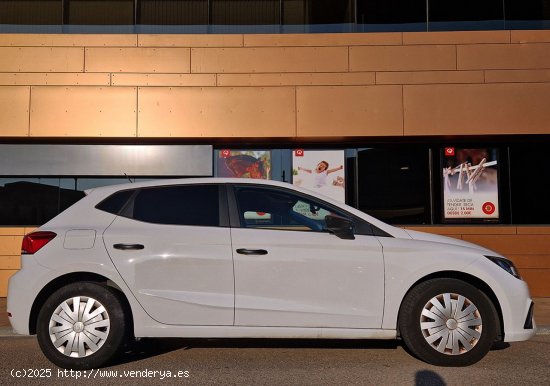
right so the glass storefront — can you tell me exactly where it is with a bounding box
[1,0,550,33]
[1,141,549,226]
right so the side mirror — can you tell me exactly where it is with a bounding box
[325,214,355,240]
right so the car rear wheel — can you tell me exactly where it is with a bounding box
[36,282,127,369]
[399,278,498,366]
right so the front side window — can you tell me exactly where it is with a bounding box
[129,185,220,227]
[234,185,363,233]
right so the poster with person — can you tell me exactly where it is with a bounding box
[216,149,271,180]
[442,147,499,221]
[292,149,345,203]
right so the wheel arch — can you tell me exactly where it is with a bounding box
[396,270,504,340]
[29,271,134,337]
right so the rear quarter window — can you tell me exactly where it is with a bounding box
[95,189,135,215]
[129,185,220,227]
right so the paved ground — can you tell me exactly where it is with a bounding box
[0,335,549,385]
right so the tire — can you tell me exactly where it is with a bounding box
[399,278,498,367]
[36,282,127,369]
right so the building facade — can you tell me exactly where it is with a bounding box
[1,2,550,297]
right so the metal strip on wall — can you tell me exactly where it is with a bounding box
[0,144,213,176]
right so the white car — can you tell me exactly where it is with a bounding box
[7,178,535,369]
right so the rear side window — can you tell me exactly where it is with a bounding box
[130,185,220,227]
[95,189,135,215]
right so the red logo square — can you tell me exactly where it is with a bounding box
[444,147,455,157]
[294,149,304,157]
[220,149,231,158]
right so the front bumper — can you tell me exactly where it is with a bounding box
[502,279,536,342]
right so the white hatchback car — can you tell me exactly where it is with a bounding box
[8,178,535,369]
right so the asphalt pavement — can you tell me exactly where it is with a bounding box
[1,335,549,385]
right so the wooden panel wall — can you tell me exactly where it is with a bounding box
[0,30,550,296]
[405,226,550,297]
[1,30,550,138]
[0,228,35,297]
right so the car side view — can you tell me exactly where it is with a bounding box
[7,178,535,369]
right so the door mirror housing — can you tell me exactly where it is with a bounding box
[325,214,355,240]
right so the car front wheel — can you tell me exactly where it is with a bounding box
[36,282,127,369]
[399,278,499,366]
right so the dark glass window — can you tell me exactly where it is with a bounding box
[137,0,208,25]
[0,0,62,24]
[429,0,503,29]
[283,0,353,24]
[96,189,135,215]
[506,0,550,21]
[211,0,280,25]
[65,0,135,25]
[357,148,431,225]
[510,144,550,224]
[76,178,152,191]
[233,185,377,235]
[356,0,425,25]
[131,185,220,226]
[345,150,357,207]
[0,178,84,226]
[0,177,160,226]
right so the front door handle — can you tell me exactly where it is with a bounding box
[236,248,268,255]
[113,243,144,251]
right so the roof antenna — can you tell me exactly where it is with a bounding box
[124,173,134,183]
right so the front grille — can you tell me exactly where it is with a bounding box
[524,302,534,329]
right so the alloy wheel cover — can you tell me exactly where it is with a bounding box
[420,293,483,355]
[48,296,111,358]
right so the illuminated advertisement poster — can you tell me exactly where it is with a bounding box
[292,149,345,203]
[442,147,499,221]
[217,149,271,179]
[217,149,271,221]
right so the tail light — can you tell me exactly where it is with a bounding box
[21,231,57,255]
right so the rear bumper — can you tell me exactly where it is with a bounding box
[7,255,51,335]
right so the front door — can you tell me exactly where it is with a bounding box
[230,185,385,328]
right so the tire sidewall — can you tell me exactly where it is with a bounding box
[399,278,498,367]
[37,282,126,370]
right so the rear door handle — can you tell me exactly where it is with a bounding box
[236,248,268,255]
[113,243,144,251]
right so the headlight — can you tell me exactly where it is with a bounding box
[485,255,521,279]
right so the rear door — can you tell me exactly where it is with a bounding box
[103,183,234,325]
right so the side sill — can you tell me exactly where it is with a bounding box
[134,326,397,340]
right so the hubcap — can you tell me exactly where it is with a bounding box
[48,296,110,358]
[73,321,85,333]
[446,319,458,330]
[420,293,482,355]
